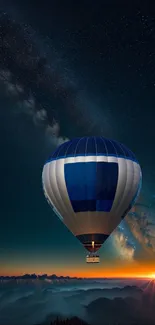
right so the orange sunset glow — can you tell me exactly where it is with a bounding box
[1,259,155,279]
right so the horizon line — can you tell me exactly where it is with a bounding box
[0,273,153,280]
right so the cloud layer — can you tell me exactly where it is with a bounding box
[0,279,145,325]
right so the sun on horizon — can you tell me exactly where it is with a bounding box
[148,273,155,279]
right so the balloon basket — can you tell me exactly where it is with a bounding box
[86,254,100,263]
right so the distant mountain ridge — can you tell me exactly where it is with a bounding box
[37,316,90,325]
[0,274,83,280]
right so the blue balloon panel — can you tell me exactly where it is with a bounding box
[47,136,137,163]
[64,161,118,213]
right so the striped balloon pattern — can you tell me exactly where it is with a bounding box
[42,137,142,253]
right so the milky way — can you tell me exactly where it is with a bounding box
[0,4,155,267]
[0,10,112,148]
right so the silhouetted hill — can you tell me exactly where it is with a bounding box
[51,317,89,325]
[36,317,90,325]
[86,297,137,324]
[36,316,154,325]
[65,285,142,306]
[86,293,155,325]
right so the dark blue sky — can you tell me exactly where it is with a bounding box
[0,0,155,277]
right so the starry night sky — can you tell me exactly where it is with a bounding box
[0,0,155,277]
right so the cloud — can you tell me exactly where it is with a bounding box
[0,280,145,325]
[0,279,155,325]
[0,280,86,325]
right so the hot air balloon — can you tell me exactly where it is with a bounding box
[42,136,142,263]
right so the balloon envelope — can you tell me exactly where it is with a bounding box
[42,136,142,253]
